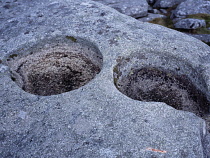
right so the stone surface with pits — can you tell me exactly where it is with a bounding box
[114,53,209,119]
[8,37,103,96]
[0,0,210,158]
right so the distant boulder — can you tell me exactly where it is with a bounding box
[153,0,186,8]
[172,0,210,18]
[174,18,206,29]
[138,13,166,22]
[92,0,148,18]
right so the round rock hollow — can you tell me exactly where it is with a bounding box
[8,36,103,96]
[113,53,210,118]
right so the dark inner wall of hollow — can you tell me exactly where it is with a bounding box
[115,67,210,117]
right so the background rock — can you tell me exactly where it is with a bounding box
[160,9,168,14]
[147,0,157,5]
[187,34,210,43]
[173,0,210,18]
[138,13,166,22]
[92,0,148,18]
[204,132,210,157]
[153,0,186,8]
[149,8,161,14]
[174,18,206,29]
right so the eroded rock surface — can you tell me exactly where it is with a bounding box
[0,0,210,158]
[172,0,210,18]
[8,37,103,96]
[138,13,166,22]
[174,18,206,29]
[153,0,185,8]
[188,34,210,43]
[92,0,148,18]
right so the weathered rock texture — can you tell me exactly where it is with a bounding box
[8,37,103,96]
[188,34,210,43]
[173,0,210,18]
[138,13,166,22]
[92,0,148,18]
[147,0,156,5]
[174,18,206,29]
[0,0,210,158]
[153,0,185,8]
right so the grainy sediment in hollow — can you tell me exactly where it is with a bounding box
[113,54,210,132]
[8,40,103,96]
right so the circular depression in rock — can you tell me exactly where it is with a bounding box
[8,36,103,96]
[113,54,210,118]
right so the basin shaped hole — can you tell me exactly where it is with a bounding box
[9,39,103,96]
[114,67,209,117]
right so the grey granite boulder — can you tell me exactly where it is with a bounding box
[0,0,210,158]
[204,132,210,157]
[147,0,156,5]
[174,18,206,29]
[153,0,186,8]
[160,9,168,14]
[92,0,148,18]
[172,0,210,18]
[138,13,166,22]
[187,34,210,43]
[149,8,161,14]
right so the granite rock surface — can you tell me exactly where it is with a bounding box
[153,0,186,8]
[92,0,148,18]
[172,0,210,18]
[137,13,166,22]
[174,18,206,29]
[188,34,210,43]
[0,0,210,158]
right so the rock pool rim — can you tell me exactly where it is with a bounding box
[113,63,210,118]
[7,36,103,96]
